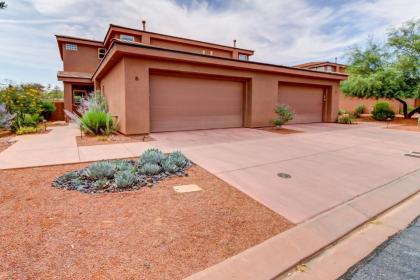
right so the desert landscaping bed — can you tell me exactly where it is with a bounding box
[357,117,420,132]
[257,127,302,135]
[0,162,292,279]
[76,133,154,147]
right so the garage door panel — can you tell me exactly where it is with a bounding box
[150,74,243,132]
[278,85,323,124]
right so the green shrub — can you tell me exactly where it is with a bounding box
[338,109,348,115]
[84,161,116,180]
[167,151,188,168]
[15,126,42,135]
[337,114,354,124]
[0,84,45,131]
[272,104,294,126]
[40,100,56,120]
[80,110,115,135]
[115,171,138,188]
[372,102,395,121]
[140,148,165,165]
[11,113,41,132]
[354,104,365,117]
[140,163,161,176]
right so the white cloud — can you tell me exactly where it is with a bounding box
[1,0,419,86]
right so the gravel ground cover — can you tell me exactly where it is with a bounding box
[0,159,293,279]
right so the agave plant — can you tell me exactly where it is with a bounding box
[161,157,179,173]
[84,161,117,180]
[139,149,165,165]
[139,163,162,176]
[115,171,138,188]
[167,151,188,168]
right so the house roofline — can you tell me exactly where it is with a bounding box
[55,35,103,59]
[55,35,103,44]
[295,61,347,68]
[103,24,254,53]
[93,39,348,81]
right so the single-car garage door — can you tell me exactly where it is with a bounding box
[278,84,324,124]
[150,74,244,132]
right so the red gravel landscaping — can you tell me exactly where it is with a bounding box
[0,163,293,279]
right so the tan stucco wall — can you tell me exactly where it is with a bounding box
[63,44,101,73]
[98,56,341,135]
[339,94,416,114]
[63,82,72,113]
[100,59,127,133]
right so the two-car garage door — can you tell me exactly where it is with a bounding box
[150,74,244,132]
[150,75,325,132]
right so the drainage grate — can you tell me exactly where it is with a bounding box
[277,172,291,179]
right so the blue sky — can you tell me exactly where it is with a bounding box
[0,0,419,88]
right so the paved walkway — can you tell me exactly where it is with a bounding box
[1,123,419,224]
[0,125,155,169]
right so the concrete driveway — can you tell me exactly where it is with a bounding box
[1,123,419,224]
[152,123,420,223]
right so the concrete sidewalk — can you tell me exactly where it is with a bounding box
[0,125,156,169]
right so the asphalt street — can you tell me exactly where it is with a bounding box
[340,216,420,280]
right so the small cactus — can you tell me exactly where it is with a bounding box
[139,163,161,176]
[93,178,110,189]
[161,157,179,173]
[140,148,165,165]
[115,160,136,173]
[115,171,139,188]
[84,161,116,179]
[167,151,188,168]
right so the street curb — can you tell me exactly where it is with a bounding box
[184,170,420,280]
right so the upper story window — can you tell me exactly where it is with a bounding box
[65,43,78,51]
[98,48,106,59]
[315,66,325,71]
[239,54,249,61]
[120,34,135,42]
[326,65,334,72]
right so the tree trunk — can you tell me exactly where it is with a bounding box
[395,98,408,118]
[407,106,420,118]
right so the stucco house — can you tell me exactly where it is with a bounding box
[56,23,347,135]
[295,61,418,114]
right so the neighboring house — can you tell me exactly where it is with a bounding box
[295,61,417,114]
[56,23,347,135]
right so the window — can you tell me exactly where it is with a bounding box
[239,54,248,61]
[326,65,334,72]
[315,66,325,71]
[72,90,87,105]
[65,43,78,51]
[120,34,135,42]
[98,48,106,59]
